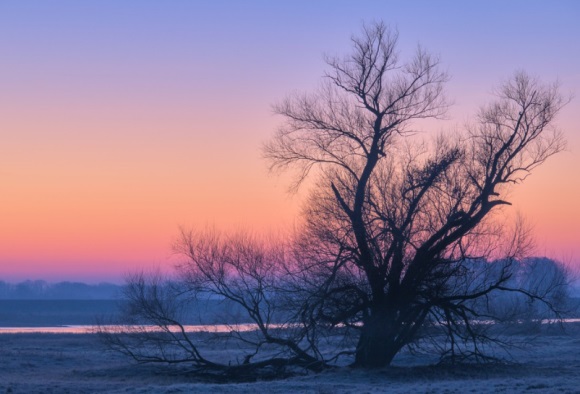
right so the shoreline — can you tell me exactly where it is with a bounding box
[3,318,580,334]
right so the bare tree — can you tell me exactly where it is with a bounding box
[102,22,571,374]
[100,230,328,378]
[264,22,568,367]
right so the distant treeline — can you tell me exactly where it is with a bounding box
[0,280,122,299]
[1,258,578,301]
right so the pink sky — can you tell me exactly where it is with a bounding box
[0,1,578,282]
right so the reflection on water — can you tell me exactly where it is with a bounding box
[1,319,580,334]
[0,323,276,334]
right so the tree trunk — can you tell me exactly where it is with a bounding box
[353,308,403,368]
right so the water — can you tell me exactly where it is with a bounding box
[0,323,269,334]
[2,299,579,334]
[0,299,254,332]
[0,299,121,327]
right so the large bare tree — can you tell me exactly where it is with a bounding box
[264,22,568,367]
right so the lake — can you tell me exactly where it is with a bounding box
[0,298,253,329]
[2,299,579,334]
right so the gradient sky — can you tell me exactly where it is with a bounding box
[0,1,579,283]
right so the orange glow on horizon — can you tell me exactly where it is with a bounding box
[1,2,578,282]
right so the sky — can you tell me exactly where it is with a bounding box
[0,1,578,283]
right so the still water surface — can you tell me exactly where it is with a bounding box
[3,320,580,334]
[0,323,266,334]
[1,299,579,334]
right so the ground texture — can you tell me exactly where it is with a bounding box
[1,328,580,393]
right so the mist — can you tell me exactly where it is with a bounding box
[0,280,122,300]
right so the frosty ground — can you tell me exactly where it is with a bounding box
[2,326,580,393]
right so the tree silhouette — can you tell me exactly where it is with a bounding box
[264,22,568,367]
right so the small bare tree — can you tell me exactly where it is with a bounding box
[100,230,328,378]
[102,22,571,374]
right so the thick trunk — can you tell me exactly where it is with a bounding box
[353,308,404,368]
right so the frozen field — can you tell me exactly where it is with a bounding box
[2,326,580,393]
